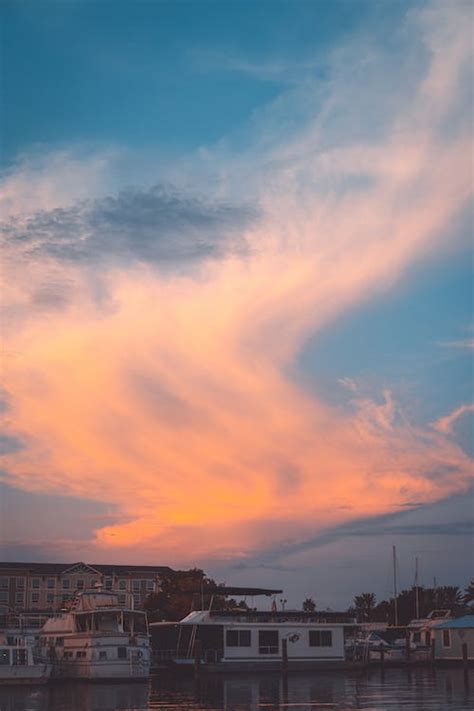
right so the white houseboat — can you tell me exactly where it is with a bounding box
[0,632,52,685]
[37,588,151,680]
[151,608,357,671]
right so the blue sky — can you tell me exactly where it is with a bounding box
[3,0,414,163]
[0,0,472,608]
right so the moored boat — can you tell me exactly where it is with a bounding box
[0,632,52,685]
[36,588,151,680]
[151,608,358,672]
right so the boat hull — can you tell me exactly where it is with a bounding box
[0,664,52,685]
[53,659,150,680]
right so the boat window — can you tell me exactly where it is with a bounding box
[442,630,451,648]
[226,630,251,647]
[0,649,11,665]
[309,630,332,647]
[117,646,127,659]
[258,631,279,654]
[64,651,74,659]
[413,632,421,643]
[12,649,27,666]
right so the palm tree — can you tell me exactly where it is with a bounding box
[302,597,316,613]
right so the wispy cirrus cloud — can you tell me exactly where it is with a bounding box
[1,0,472,564]
[433,404,474,435]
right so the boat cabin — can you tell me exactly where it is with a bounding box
[151,609,356,669]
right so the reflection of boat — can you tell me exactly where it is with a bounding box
[36,588,151,679]
[0,632,52,685]
[151,609,358,671]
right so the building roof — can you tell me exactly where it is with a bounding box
[434,616,474,630]
[0,561,173,575]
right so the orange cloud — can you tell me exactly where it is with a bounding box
[1,0,472,562]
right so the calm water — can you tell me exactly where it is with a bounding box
[0,669,472,711]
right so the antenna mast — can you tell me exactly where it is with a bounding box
[414,556,420,619]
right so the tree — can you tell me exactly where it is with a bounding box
[302,598,316,613]
[353,593,376,622]
[143,568,248,621]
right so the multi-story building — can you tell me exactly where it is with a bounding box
[0,561,173,617]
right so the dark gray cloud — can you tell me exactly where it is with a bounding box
[228,488,474,569]
[0,435,24,456]
[1,185,257,266]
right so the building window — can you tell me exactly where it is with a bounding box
[133,594,140,608]
[105,577,113,590]
[0,578,8,590]
[47,593,54,605]
[15,592,24,605]
[62,579,70,589]
[132,580,140,592]
[32,578,40,589]
[146,579,154,591]
[76,651,86,658]
[309,630,332,647]
[118,579,127,590]
[117,646,127,659]
[89,579,97,588]
[31,592,39,604]
[47,578,55,589]
[99,651,107,660]
[77,579,84,590]
[226,629,251,647]
[258,630,279,654]
[118,594,126,605]
[64,651,74,659]
[16,577,25,590]
[442,630,451,648]
[413,632,421,644]
[56,638,64,647]
[0,592,8,604]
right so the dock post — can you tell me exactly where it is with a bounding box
[194,639,202,678]
[431,638,436,664]
[405,632,411,664]
[282,638,288,675]
[380,648,384,668]
[462,642,468,670]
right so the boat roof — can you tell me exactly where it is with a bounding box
[434,616,474,630]
[167,610,356,626]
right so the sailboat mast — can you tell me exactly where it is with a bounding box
[393,545,398,626]
[415,556,420,619]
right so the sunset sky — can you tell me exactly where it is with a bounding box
[1,0,472,609]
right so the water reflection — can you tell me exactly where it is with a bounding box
[0,669,472,711]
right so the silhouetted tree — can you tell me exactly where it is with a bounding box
[143,568,248,621]
[302,598,316,613]
[353,593,376,622]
